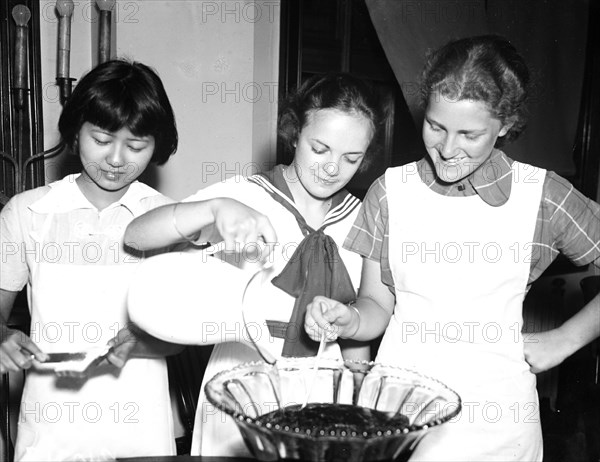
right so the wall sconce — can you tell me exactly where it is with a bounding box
[55,0,75,105]
[96,0,116,63]
[7,3,67,196]
[11,4,31,110]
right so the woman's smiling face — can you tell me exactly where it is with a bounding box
[422,93,510,183]
[290,108,373,200]
[77,122,155,193]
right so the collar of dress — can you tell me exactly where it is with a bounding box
[248,165,360,234]
[417,149,515,207]
[29,173,160,216]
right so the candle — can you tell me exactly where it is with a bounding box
[96,0,116,64]
[12,4,31,92]
[55,0,74,79]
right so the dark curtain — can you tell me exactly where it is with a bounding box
[365,0,589,177]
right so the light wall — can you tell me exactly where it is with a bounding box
[40,0,280,200]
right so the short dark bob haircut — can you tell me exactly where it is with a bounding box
[420,35,530,146]
[278,73,383,170]
[59,59,178,165]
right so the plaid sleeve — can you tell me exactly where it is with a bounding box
[343,175,394,290]
[533,172,600,277]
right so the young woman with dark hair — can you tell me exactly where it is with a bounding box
[58,59,178,165]
[0,59,181,461]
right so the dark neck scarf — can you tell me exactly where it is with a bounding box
[248,166,359,357]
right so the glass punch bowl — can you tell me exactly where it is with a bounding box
[205,357,461,461]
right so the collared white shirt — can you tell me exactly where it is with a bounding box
[1,174,172,291]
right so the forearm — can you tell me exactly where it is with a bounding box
[348,257,395,341]
[124,200,222,251]
[1,291,36,356]
[130,327,185,358]
[0,311,10,341]
[0,288,18,322]
[113,324,184,361]
[339,338,371,362]
[524,292,600,373]
[557,292,600,356]
[1,289,47,371]
[0,318,12,344]
[350,296,392,342]
[0,288,18,342]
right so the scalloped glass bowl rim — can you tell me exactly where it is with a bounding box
[204,357,462,440]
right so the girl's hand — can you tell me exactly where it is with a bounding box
[523,329,573,373]
[304,296,359,342]
[211,198,277,259]
[0,327,48,373]
[106,325,139,369]
[104,324,182,368]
